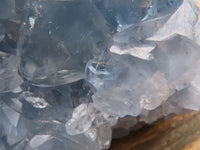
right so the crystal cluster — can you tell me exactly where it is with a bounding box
[1,0,200,150]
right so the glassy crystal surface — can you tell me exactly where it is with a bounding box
[25,135,66,150]
[0,81,99,150]
[0,100,27,146]
[1,0,200,150]
[18,0,110,87]
[89,34,200,118]
[0,52,23,93]
[148,0,199,41]
[66,103,118,149]
[85,53,125,90]
[92,0,183,31]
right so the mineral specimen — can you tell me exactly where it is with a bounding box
[0,0,200,150]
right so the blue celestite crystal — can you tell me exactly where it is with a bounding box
[91,0,183,31]
[0,0,200,150]
[18,0,110,87]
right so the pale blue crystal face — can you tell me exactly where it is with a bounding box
[91,0,183,31]
[18,0,110,87]
[0,54,23,93]
[89,35,200,118]
[1,0,200,150]
[85,55,126,90]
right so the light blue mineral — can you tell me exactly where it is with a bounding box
[91,0,183,31]
[18,0,110,87]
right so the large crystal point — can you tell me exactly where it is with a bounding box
[148,0,200,42]
[18,0,110,87]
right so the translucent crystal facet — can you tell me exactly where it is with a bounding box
[91,0,183,31]
[0,53,23,93]
[1,0,200,150]
[18,0,110,87]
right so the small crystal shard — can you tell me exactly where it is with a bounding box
[26,135,66,150]
[85,55,125,90]
[96,123,112,150]
[29,135,51,148]
[0,103,27,146]
[23,92,48,109]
